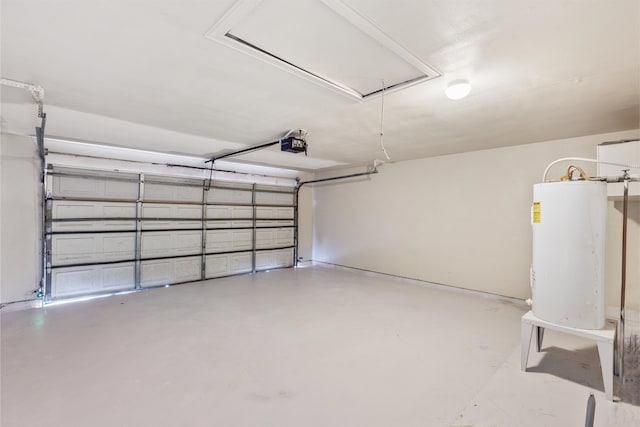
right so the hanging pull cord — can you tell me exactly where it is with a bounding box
[379,79,391,161]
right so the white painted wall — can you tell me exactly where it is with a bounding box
[0,134,42,304]
[297,184,313,262]
[312,130,640,313]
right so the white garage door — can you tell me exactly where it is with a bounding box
[46,167,295,299]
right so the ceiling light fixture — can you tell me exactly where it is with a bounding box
[445,80,471,100]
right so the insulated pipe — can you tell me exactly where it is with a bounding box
[293,169,379,266]
[296,170,379,188]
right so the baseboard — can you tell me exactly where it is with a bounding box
[309,260,528,307]
[294,260,315,268]
[0,299,43,312]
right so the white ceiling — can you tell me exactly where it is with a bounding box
[1,0,639,171]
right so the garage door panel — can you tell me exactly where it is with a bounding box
[206,205,231,219]
[141,205,171,218]
[256,220,294,227]
[256,206,294,219]
[233,206,253,218]
[231,230,253,250]
[205,230,231,252]
[255,205,294,226]
[256,228,294,249]
[53,176,138,200]
[144,183,202,202]
[256,207,274,219]
[256,248,293,270]
[51,267,93,296]
[177,232,202,253]
[51,263,134,297]
[141,233,171,257]
[175,258,201,280]
[142,204,201,219]
[103,234,136,253]
[51,233,135,266]
[102,204,136,217]
[278,229,294,244]
[275,228,294,246]
[54,176,100,197]
[206,229,252,252]
[232,220,252,227]
[105,180,139,199]
[256,229,274,249]
[140,256,201,287]
[255,191,294,205]
[206,252,252,278]
[206,188,252,204]
[52,202,94,218]
[205,252,252,279]
[140,260,170,286]
[205,254,229,277]
[206,206,253,228]
[141,220,200,230]
[141,231,202,258]
[102,264,134,288]
[53,201,136,222]
[51,237,91,265]
[52,220,136,233]
[230,253,253,274]
[206,205,252,219]
[47,168,296,298]
[277,207,294,218]
[206,220,232,229]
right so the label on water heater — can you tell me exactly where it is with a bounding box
[532,202,541,223]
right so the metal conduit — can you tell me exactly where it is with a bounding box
[37,113,47,299]
[618,175,629,379]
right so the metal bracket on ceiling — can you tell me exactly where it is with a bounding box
[1,77,46,118]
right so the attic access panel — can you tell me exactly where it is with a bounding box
[206,0,440,100]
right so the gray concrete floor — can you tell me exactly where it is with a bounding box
[1,264,639,426]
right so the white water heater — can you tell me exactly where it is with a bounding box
[531,181,607,329]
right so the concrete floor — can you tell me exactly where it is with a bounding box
[1,264,639,426]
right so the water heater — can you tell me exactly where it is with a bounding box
[531,181,607,329]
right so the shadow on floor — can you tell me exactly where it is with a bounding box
[527,334,640,406]
[527,345,605,390]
